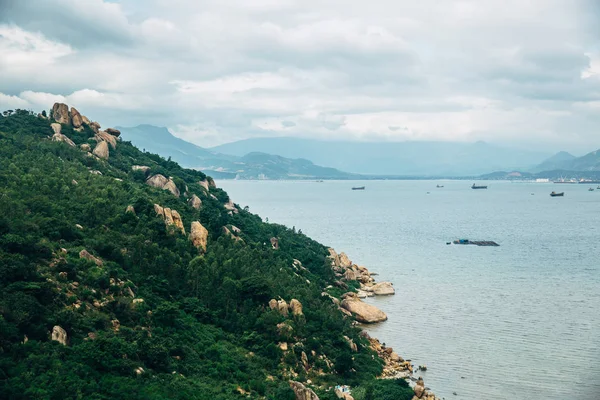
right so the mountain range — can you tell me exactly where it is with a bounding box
[211,137,551,176]
[117,125,356,180]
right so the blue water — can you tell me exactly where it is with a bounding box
[218,180,600,400]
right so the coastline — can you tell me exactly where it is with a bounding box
[327,248,440,400]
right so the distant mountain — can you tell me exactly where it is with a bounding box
[117,125,357,179]
[211,137,550,176]
[531,149,600,173]
[531,151,576,172]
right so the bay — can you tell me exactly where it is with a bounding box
[218,179,600,400]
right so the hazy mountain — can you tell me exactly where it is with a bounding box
[118,125,356,179]
[531,151,577,172]
[211,138,550,176]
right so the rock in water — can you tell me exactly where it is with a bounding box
[51,325,68,345]
[371,281,395,296]
[340,297,387,323]
[190,221,208,252]
[70,107,83,128]
[289,381,320,400]
[93,141,109,159]
[52,103,70,124]
[289,299,303,316]
[188,194,201,209]
[105,128,121,137]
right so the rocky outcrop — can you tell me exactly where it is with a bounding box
[154,204,185,234]
[222,226,242,242]
[80,143,91,152]
[370,281,395,296]
[268,299,278,310]
[289,299,303,316]
[207,177,216,188]
[198,179,210,192]
[343,336,358,352]
[340,294,387,323]
[338,252,352,268]
[52,103,70,124]
[190,221,208,252]
[289,381,319,400]
[146,174,180,197]
[82,115,91,125]
[93,141,109,159]
[171,210,185,234]
[344,269,358,281]
[277,299,289,317]
[126,205,135,215]
[270,237,279,250]
[79,249,103,266]
[70,107,83,128]
[95,130,117,149]
[105,128,121,137]
[51,325,68,345]
[89,121,101,133]
[414,377,425,398]
[52,133,76,147]
[154,203,164,217]
[188,194,202,209]
[224,199,238,214]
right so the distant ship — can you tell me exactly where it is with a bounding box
[553,177,577,184]
[436,184,444,188]
[550,191,564,197]
[589,188,595,192]
[579,179,600,184]
[351,186,365,190]
[471,183,488,189]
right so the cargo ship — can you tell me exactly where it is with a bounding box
[351,186,365,190]
[471,183,488,189]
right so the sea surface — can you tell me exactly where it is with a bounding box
[218,180,600,400]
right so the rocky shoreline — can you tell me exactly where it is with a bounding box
[326,248,441,400]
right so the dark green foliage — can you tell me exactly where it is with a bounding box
[351,379,414,400]
[0,111,394,399]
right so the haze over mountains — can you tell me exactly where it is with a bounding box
[118,125,356,180]
[212,137,551,176]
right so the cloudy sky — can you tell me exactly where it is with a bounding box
[0,0,599,152]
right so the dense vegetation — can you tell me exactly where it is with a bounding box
[0,110,413,400]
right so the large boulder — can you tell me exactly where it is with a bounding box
[52,133,75,147]
[371,281,395,296]
[277,299,289,317]
[52,103,70,124]
[198,179,210,192]
[70,107,83,128]
[51,325,68,345]
[224,199,237,213]
[89,121,101,133]
[163,208,175,226]
[105,128,121,137]
[289,381,319,400]
[171,210,185,234]
[50,123,62,135]
[344,269,358,281]
[132,165,150,173]
[270,237,279,250]
[190,221,208,252]
[207,177,216,188]
[188,194,202,209]
[146,174,180,197]
[340,297,387,324]
[93,141,109,159]
[95,130,117,149]
[289,299,303,316]
[339,252,352,268]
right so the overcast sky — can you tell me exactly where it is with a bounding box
[0,0,599,152]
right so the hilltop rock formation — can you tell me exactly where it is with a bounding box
[146,174,180,197]
[93,141,109,159]
[289,381,319,400]
[190,221,208,252]
[95,130,117,149]
[70,107,83,128]
[80,143,91,152]
[51,325,68,346]
[370,281,395,296]
[50,123,62,135]
[52,103,70,124]
[105,128,121,137]
[188,194,201,209]
[340,294,387,323]
[198,179,210,192]
[52,132,76,147]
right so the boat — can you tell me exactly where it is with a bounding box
[436,185,444,188]
[550,191,564,197]
[471,183,488,189]
[597,186,600,190]
[578,179,600,184]
[589,188,595,192]
[351,186,365,190]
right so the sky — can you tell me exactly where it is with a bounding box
[0,0,599,152]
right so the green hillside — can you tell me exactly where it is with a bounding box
[0,108,414,400]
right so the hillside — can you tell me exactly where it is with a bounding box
[0,106,422,400]
[531,151,577,172]
[211,138,550,176]
[118,125,356,180]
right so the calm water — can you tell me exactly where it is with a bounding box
[218,180,600,400]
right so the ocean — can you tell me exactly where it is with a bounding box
[217,180,600,400]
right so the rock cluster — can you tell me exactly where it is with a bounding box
[188,194,202,209]
[79,249,103,266]
[146,174,180,197]
[328,248,395,297]
[154,204,186,234]
[269,298,303,317]
[340,293,387,323]
[93,140,109,160]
